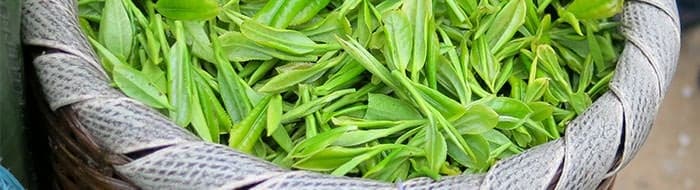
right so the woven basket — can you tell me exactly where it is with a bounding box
[22,0,681,189]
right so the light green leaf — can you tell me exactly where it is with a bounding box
[267,94,283,136]
[333,122,419,146]
[113,64,171,109]
[425,120,447,173]
[167,21,192,127]
[155,0,220,20]
[364,93,423,121]
[241,20,330,55]
[483,0,526,52]
[382,10,413,72]
[229,96,272,153]
[485,97,534,130]
[99,0,133,60]
[452,104,499,135]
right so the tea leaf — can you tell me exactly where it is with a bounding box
[365,93,423,121]
[113,64,171,109]
[99,0,133,60]
[155,0,220,20]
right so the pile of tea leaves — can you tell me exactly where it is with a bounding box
[78,0,623,181]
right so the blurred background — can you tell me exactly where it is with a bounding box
[616,1,700,189]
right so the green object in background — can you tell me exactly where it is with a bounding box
[0,0,29,187]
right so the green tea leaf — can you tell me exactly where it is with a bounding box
[315,60,366,95]
[425,120,447,173]
[211,28,253,123]
[253,0,286,25]
[290,126,356,158]
[333,122,419,146]
[301,12,353,43]
[482,129,522,153]
[413,83,467,121]
[267,0,314,28]
[470,38,498,92]
[331,144,404,176]
[271,125,294,152]
[485,97,534,130]
[259,54,346,93]
[463,134,491,171]
[189,83,213,142]
[229,96,272,153]
[512,127,532,147]
[282,89,356,123]
[578,55,594,93]
[219,32,318,62]
[183,21,215,63]
[293,146,369,172]
[382,10,413,72]
[193,70,226,142]
[528,102,554,122]
[267,94,283,136]
[452,104,499,135]
[113,64,171,109]
[332,117,424,129]
[569,92,592,114]
[99,0,133,60]
[290,0,332,26]
[524,78,550,102]
[167,21,192,127]
[483,0,526,52]
[364,148,417,181]
[566,0,623,20]
[155,0,220,20]
[336,36,399,88]
[365,93,423,121]
[403,0,432,80]
[241,20,328,55]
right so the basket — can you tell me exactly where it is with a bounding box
[22,0,681,189]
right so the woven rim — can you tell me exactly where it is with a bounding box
[22,0,681,189]
[24,51,138,189]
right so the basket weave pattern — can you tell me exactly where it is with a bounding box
[22,0,681,189]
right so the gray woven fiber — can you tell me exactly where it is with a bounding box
[114,142,286,189]
[480,139,564,190]
[400,175,483,190]
[249,171,395,190]
[22,0,681,189]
